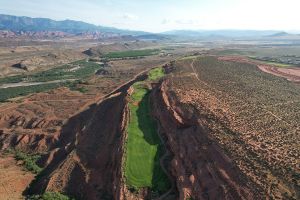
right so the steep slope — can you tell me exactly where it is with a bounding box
[25,72,149,200]
[28,92,128,199]
[152,80,258,200]
[151,56,299,199]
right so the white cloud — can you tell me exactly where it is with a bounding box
[175,19,200,25]
[122,13,139,20]
[162,18,201,25]
[161,19,171,25]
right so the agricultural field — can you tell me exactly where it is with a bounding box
[0,60,103,102]
[169,56,300,199]
[0,82,63,102]
[0,60,102,84]
[124,68,170,194]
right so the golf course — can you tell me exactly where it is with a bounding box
[124,67,170,193]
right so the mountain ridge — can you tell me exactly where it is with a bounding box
[161,29,296,38]
[1,13,299,39]
[0,14,147,36]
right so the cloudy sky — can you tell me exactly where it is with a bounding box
[0,0,299,32]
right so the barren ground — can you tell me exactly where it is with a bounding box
[0,154,34,200]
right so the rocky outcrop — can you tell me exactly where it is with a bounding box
[152,80,258,200]
[0,132,59,152]
[96,68,111,76]
[27,92,129,200]
[11,62,28,70]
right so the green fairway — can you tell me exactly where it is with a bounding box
[125,78,170,193]
[148,67,165,81]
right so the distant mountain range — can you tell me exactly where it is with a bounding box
[0,14,299,40]
[162,30,299,38]
[0,14,147,38]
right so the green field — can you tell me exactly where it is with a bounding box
[0,60,102,84]
[0,83,62,102]
[104,49,160,59]
[124,68,169,193]
[0,60,102,102]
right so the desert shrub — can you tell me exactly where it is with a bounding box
[14,150,42,174]
[27,192,74,200]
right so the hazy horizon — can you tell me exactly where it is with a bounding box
[0,0,299,33]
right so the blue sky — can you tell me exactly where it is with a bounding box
[0,0,299,32]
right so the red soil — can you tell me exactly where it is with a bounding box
[0,87,97,152]
[0,154,34,200]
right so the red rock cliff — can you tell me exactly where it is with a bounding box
[151,80,258,200]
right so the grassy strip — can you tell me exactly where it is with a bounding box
[104,49,160,59]
[124,67,170,194]
[26,192,74,200]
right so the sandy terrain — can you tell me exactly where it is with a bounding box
[0,154,34,200]
[0,38,98,77]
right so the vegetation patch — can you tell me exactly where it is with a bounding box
[65,80,89,93]
[13,150,43,174]
[26,192,74,200]
[124,68,170,194]
[104,49,160,59]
